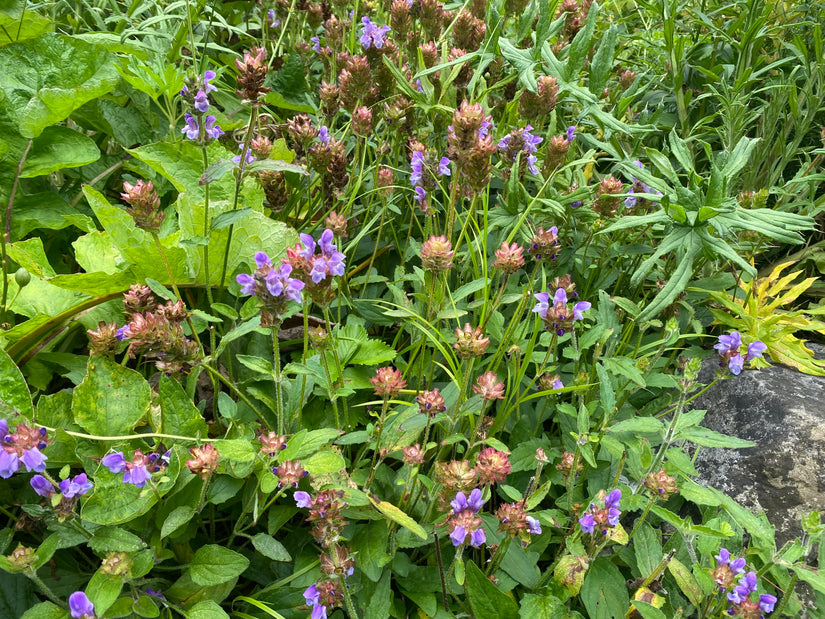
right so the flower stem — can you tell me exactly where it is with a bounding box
[271,326,284,435]
[25,569,66,608]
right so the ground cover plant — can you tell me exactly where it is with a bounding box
[0,0,824,616]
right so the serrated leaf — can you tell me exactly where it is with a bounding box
[72,357,150,436]
[189,545,249,586]
[89,527,147,552]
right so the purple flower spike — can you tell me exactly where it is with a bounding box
[115,325,130,341]
[360,16,390,50]
[69,591,95,619]
[299,234,316,260]
[318,126,330,146]
[59,473,93,499]
[311,36,321,53]
[413,186,427,204]
[101,452,127,474]
[0,451,20,478]
[311,605,328,619]
[449,525,466,546]
[295,491,312,508]
[716,548,731,566]
[410,150,425,186]
[31,475,54,497]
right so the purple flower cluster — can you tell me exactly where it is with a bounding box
[0,419,49,478]
[180,71,224,143]
[69,591,95,619]
[102,449,170,489]
[449,488,486,547]
[410,149,451,205]
[236,251,304,303]
[359,16,390,50]
[532,288,591,335]
[30,473,92,499]
[298,229,346,284]
[624,161,662,209]
[578,489,621,535]
[498,125,543,174]
[714,331,767,375]
[728,571,777,616]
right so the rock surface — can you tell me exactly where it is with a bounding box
[692,344,825,546]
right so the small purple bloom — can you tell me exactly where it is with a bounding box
[194,90,209,113]
[101,452,127,474]
[311,36,321,53]
[413,186,427,204]
[746,341,767,360]
[552,377,564,389]
[318,126,330,146]
[30,475,54,497]
[303,584,320,606]
[69,591,95,619]
[714,332,742,354]
[527,155,539,175]
[0,419,8,440]
[469,527,486,547]
[466,488,484,512]
[759,594,777,613]
[21,447,47,473]
[553,287,568,305]
[236,273,255,295]
[295,490,312,508]
[572,301,591,321]
[311,605,327,619]
[360,16,390,50]
[449,525,466,546]
[578,513,595,534]
[728,571,758,605]
[566,126,576,142]
[532,292,550,319]
[123,463,151,488]
[438,157,451,177]
[416,78,424,93]
[115,325,130,341]
[410,150,425,186]
[479,119,491,139]
[265,264,304,303]
[59,473,93,499]
[526,516,542,535]
[181,113,199,140]
[299,233,316,260]
[145,588,165,600]
[267,9,277,26]
[319,229,337,255]
[203,115,224,140]
[728,354,745,376]
[232,144,256,166]
[255,252,271,268]
[202,70,217,94]
[0,451,20,478]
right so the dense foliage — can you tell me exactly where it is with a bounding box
[0,0,824,617]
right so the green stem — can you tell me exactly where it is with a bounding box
[364,396,390,490]
[271,326,284,435]
[201,362,272,430]
[1,139,32,326]
[25,569,66,608]
[341,574,361,619]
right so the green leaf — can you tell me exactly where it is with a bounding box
[20,125,99,177]
[353,521,389,582]
[32,534,58,569]
[161,506,195,539]
[0,573,38,618]
[20,602,66,619]
[630,601,667,619]
[189,545,250,587]
[465,559,520,619]
[186,600,230,619]
[132,595,160,618]
[279,428,341,461]
[72,357,150,436]
[210,208,253,231]
[667,557,703,607]
[580,558,629,619]
[159,375,208,437]
[608,417,664,435]
[668,129,693,172]
[519,593,567,619]
[565,0,599,80]
[12,192,95,238]
[602,356,646,387]
[246,159,307,175]
[303,450,346,475]
[251,533,291,562]
[498,37,537,92]
[88,527,147,553]
[589,24,618,96]
[676,426,755,448]
[0,9,51,46]
[369,495,427,540]
[0,345,33,418]
[637,233,699,322]
[0,33,118,138]
[363,570,392,619]
[633,523,662,578]
[87,568,123,615]
[236,354,274,377]
[8,237,55,278]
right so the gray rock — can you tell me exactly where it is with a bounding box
[691,344,825,547]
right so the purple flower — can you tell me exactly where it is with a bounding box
[69,591,95,619]
[267,10,277,26]
[523,125,543,153]
[21,447,47,473]
[728,571,758,604]
[578,512,595,534]
[311,605,327,619]
[552,377,564,389]
[265,264,305,303]
[303,584,320,606]
[236,273,255,295]
[526,516,542,535]
[255,251,271,268]
[532,292,550,320]
[716,548,746,574]
[318,126,330,146]
[203,115,224,140]
[746,341,767,360]
[115,325,130,341]
[305,229,346,282]
[0,419,8,440]
[527,155,539,175]
[311,36,321,53]
[573,301,591,321]
[449,525,466,546]
[479,119,491,139]
[605,489,621,525]
[202,70,217,94]
[123,463,151,488]
[410,150,425,186]
[101,452,127,474]
[416,78,424,93]
[30,475,54,497]
[59,473,93,499]
[714,332,742,355]
[413,186,427,204]
[299,233,316,260]
[194,90,209,113]
[451,489,484,514]
[438,157,451,176]
[759,594,777,613]
[0,451,20,478]
[469,528,486,547]
[360,16,390,50]
[566,126,576,142]
[553,287,567,305]
[318,229,337,255]
[181,113,199,140]
[728,354,744,376]
[295,491,312,508]
[145,588,165,600]
[232,144,256,166]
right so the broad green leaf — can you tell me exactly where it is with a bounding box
[0,9,51,46]
[8,237,55,278]
[186,600,230,619]
[608,417,664,435]
[369,495,427,540]
[72,357,150,436]
[0,345,33,418]
[161,506,195,539]
[353,521,389,582]
[633,523,662,578]
[499,37,537,92]
[580,558,629,619]
[465,559,519,619]
[251,533,291,561]
[20,125,99,177]
[589,24,618,96]
[279,428,340,461]
[0,33,118,138]
[12,192,95,238]
[676,426,755,448]
[303,450,346,475]
[88,527,147,553]
[518,593,567,619]
[0,573,39,618]
[363,570,392,619]
[158,375,208,437]
[20,602,66,619]
[189,544,250,586]
[668,128,693,172]
[132,595,160,618]
[87,568,123,615]
[667,557,703,607]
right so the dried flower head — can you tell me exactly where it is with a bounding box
[644,468,678,500]
[258,431,288,456]
[186,443,220,479]
[121,180,164,232]
[402,443,424,465]
[235,46,270,102]
[273,460,308,487]
[475,447,511,484]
